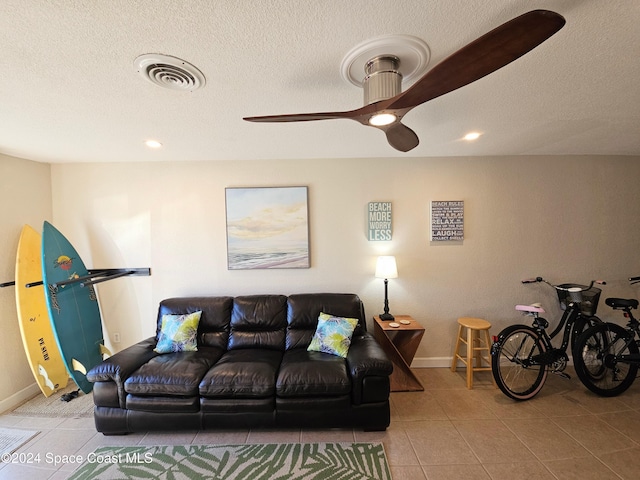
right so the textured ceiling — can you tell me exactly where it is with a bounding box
[0,0,638,163]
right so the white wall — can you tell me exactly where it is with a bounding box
[0,154,52,410]
[50,155,640,363]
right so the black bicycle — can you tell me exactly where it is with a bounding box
[573,276,640,397]
[491,277,604,400]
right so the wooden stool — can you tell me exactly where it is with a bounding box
[451,317,494,389]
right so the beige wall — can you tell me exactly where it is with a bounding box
[0,154,52,410]
[2,154,638,409]
[50,155,640,364]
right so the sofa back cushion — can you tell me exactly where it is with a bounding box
[157,297,233,350]
[156,293,365,352]
[285,293,366,350]
[228,295,288,350]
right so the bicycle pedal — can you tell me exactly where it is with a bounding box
[552,371,571,380]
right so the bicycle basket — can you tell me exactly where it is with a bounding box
[556,283,601,316]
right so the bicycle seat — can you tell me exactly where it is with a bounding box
[516,304,546,314]
[605,297,639,309]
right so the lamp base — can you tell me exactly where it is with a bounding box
[378,313,395,321]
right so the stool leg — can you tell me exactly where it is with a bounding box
[474,333,483,370]
[484,329,497,387]
[466,328,474,389]
[451,324,463,372]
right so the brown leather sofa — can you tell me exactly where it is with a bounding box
[87,293,392,435]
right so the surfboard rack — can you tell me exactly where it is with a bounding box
[82,268,151,287]
[49,268,151,289]
[2,268,151,289]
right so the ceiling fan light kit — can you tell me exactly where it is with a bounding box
[369,113,397,127]
[243,10,566,153]
[364,56,403,126]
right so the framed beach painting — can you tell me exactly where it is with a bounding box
[225,186,310,269]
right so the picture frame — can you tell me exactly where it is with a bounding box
[430,200,464,241]
[368,201,392,241]
[225,186,310,269]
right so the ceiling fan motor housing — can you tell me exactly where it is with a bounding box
[363,55,402,105]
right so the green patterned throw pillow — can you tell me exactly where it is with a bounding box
[307,312,359,358]
[154,311,202,353]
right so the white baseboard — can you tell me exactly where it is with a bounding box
[0,383,40,415]
[411,356,577,368]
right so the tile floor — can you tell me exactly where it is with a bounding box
[1,367,640,479]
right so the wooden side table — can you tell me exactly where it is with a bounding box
[373,315,425,392]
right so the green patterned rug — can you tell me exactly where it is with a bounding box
[67,442,391,480]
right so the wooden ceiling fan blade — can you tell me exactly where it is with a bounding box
[244,111,356,123]
[388,10,566,111]
[382,122,419,152]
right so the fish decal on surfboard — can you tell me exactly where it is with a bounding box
[38,364,57,391]
[15,225,69,397]
[41,221,109,394]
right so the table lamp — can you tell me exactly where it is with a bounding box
[375,256,398,320]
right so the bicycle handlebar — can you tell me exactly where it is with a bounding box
[521,277,544,284]
[521,277,606,291]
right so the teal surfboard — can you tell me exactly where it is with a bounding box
[41,221,107,393]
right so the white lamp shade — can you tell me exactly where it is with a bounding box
[375,256,398,279]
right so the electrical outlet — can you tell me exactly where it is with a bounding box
[113,333,121,343]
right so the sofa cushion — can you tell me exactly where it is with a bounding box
[227,295,287,350]
[285,293,366,350]
[125,348,223,397]
[200,397,274,413]
[126,394,200,413]
[157,297,233,349]
[199,349,282,398]
[276,348,351,397]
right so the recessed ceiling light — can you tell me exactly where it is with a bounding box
[463,132,482,141]
[145,140,163,149]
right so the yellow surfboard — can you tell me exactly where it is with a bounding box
[15,225,68,396]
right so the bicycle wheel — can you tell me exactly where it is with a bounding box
[491,325,548,400]
[573,323,639,397]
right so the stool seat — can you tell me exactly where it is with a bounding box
[451,317,495,389]
[457,317,491,330]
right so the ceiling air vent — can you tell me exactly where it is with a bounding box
[134,54,205,92]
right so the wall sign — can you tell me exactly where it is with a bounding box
[368,202,392,241]
[431,200,464,241]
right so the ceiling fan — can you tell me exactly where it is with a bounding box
[244,10,565,152]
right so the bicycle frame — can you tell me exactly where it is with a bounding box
[516,303,585,369]
[528,277,602,361]
[605,311,640,365]
[533,305,582,361]
[615,276,640,365]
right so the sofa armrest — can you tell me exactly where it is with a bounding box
[346,332,392,404]
[87,337,158,408]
